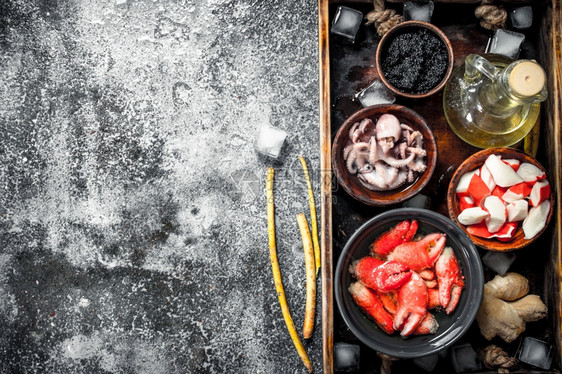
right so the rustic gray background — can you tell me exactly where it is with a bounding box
[0,0,321,372]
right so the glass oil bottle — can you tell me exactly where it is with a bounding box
[444,54,547,148]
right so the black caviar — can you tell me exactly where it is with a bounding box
[381,28,448,94]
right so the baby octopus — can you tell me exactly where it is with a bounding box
[343,114,427,191]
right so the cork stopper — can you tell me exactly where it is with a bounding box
[509,61,546,97]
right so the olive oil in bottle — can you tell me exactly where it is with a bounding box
[444,54,547,149]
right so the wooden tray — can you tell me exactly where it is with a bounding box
[318,1,562,373]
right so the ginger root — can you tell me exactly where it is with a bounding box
[477,273,547,343]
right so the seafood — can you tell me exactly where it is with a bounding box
[386,233,446,272]
[455,154,551,242]
[349,282,395,335]
[348,220,465,337]
[414,312,439,335]
[393,272,431,336]
[370,219,418,256]
[435,247,465,314]
[343,114,427,191]
[350,256,411,292]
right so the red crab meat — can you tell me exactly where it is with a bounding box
[393,272,429,336]
[370,220,418,256]
[427,288,441,310]
[349,282,395,334]
[378,291,398,315]
[349,257,412,292]
[386,233,446,272]
[413,313,439,335]
[435,247,465,314]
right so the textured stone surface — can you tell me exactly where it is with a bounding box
[0,0,320,372]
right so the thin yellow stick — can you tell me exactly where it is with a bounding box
[297,213,317,339]
[266,168,313,373]
[298,156,321,276]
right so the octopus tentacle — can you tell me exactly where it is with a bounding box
[409,130,423,147]
[343,144,354,160]
[346,142,371,174]
[408,168,415,183]
[358,171,387,191]
[369,138,379,165]
[401,123,414,132]
[398,142,407,159]
[359,118,375,134]
[346,151,358,174]
[379,149,416,168]
[406,147,426,157]
[387,168,409,189]
[348,122,360,141]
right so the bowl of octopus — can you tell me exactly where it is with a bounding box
[334,208,484,358]
[332,104,437,206]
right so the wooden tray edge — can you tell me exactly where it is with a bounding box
[545,0,562,364]
[318,0,334,373]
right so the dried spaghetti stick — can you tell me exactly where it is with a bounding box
[266,168,313,373]
[298,155,321,276]
[297,213,317,339]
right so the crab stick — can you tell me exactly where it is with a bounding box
[529,180,550,207]
[502,182,532,203]
[507,200,528,222]
[523,200,550,239]
[466,174,490,206]
[484,154,523,187]
[458,207,489,225]
[459,196,476,211]
[479,164,496,192]
[517,162,546,184]
[503,159,521,171]
[483,196,507,233]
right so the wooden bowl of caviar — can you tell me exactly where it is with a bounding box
[375,21,454,99]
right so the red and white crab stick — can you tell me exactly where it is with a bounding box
[455,154,550,241]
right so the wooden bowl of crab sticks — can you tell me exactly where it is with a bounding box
[447,148,554,251]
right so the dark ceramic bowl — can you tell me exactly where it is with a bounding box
[334,208,484,358]
[376,21,454,99]
[332,105,437,206]
[447,147,554,251]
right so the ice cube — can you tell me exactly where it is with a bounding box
[518,337,554,370]
[510,6,533,30]
[438,347,449,358]
[489,29,525,59]
[482,251,516,275]
[355,79,396,107]
[403,1,434,22]
[451,344,482,373]
[254,125,287,159]
[334,343,360,372]
[331,6,363,43]
[413,353,439,372]
[401,194,431,209]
